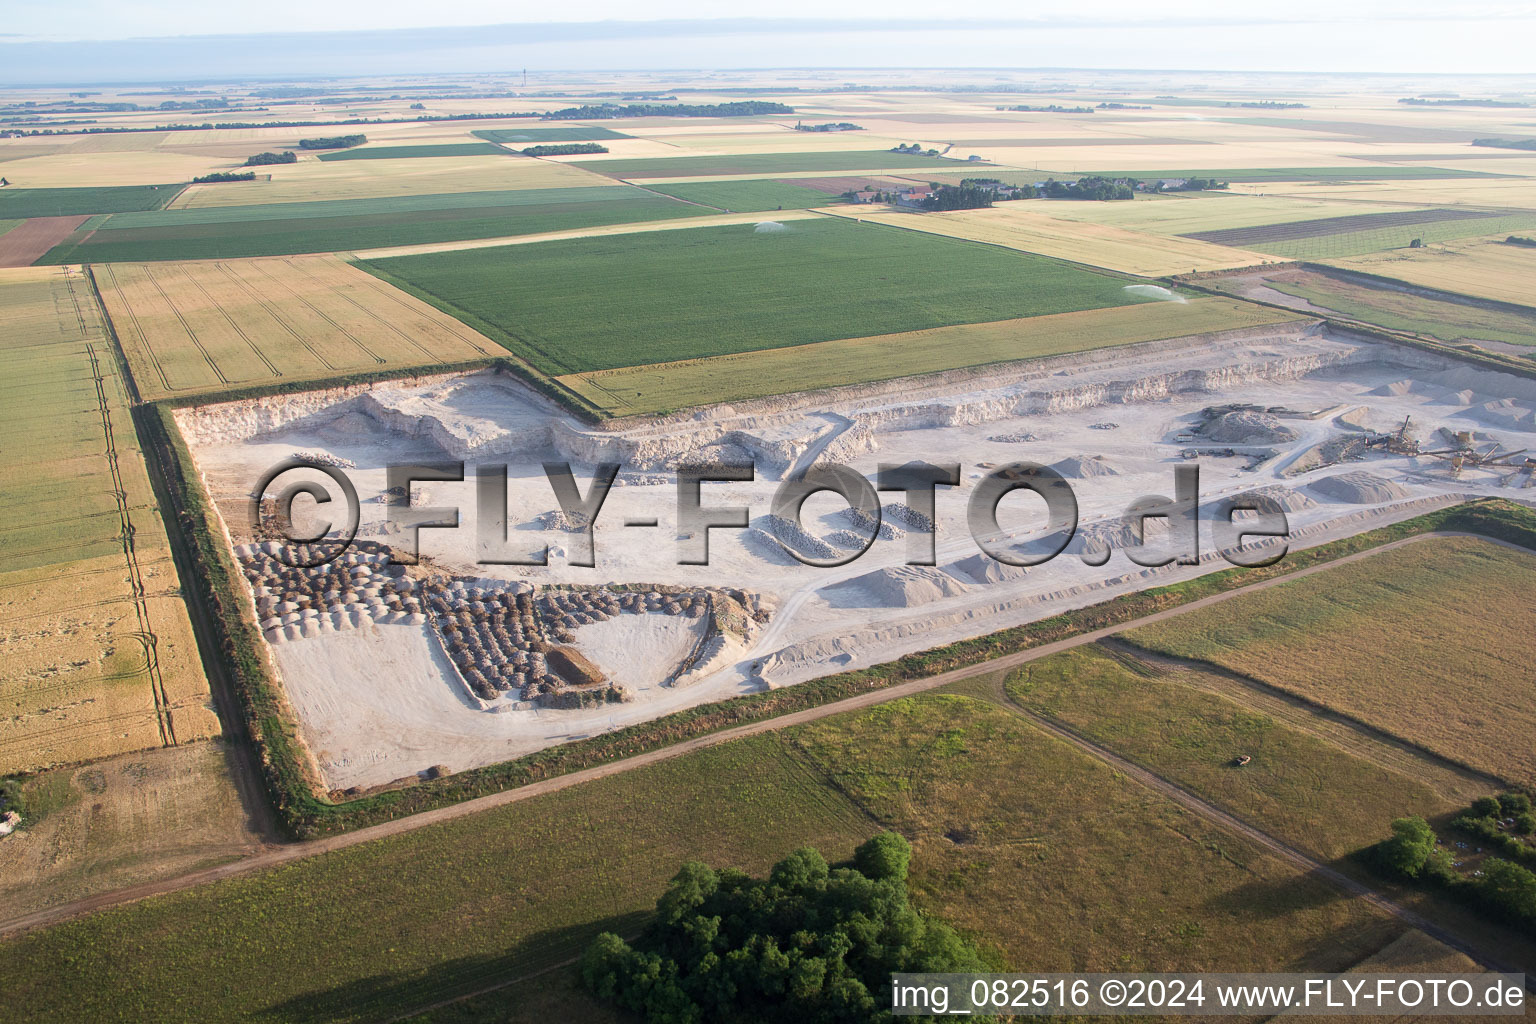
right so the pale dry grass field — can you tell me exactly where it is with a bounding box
[1324,234,1536,309]
[1124,537,1536,789]
[167,155,614,208]
[1031,193,1436,236]
[1228,176,1536,210]
[349,208,826,259]
[0,265,216,772]
[0,151,222,187]
[823,204,1273,275]
[93,255,500,399]
[0,742,260,920]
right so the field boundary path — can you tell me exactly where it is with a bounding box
[0,530,1521,946]
[988,691,1531,982]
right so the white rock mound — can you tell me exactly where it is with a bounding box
[824,566,972,608]
[1203,411,1297,445]
[944,553,1029,585]
[1307,471,1411,504]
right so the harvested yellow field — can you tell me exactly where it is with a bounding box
[1228,177,1536,210]
[558,297,1303,416]
[350,208,826,259]
[94,255,500,400]
[0,150,224,187]
[0,265,216,773]
[1325,235,1536,309]
[168,155,614,209]
[824,205,1273,275]
[1031,193,1434,236]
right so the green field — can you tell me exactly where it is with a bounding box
[473,127,630,143]
[0,184,185,218]
[1123,536,1536,788]
[39,186,697,262]
[571,149,980,178]
[315,143,513,161]
[2,693,1403,1023]
[0,218,21,237]
[1256,270,1536,347]
[645,178,846,211]
[558,298,1299,416]
[362,217,1156,374]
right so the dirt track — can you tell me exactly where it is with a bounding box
[0,530,1523,977]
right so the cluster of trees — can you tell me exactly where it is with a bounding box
[297,134,366,150]
[542,101,792,120]
[1505,236,1536,248]
[243,151,298,166]
[1041,176,1134,201]
[191,171,256,183]
[580,834,990,1023]
[1375,794,1536,934]
[1221,101,1307,109]
[890,143,941,156]
[1097,103,1151,110]
[795,122,863,132]
[519,143,608,156]
[1474,138,1536,151]
[923,184,995,211]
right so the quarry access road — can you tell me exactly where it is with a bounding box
[0,530,1514,945]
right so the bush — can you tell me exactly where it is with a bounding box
[581,842,990,1022]
[1377,816,1436,878]
[1499,793,1532,815]
[1472,796,1503,817]
[1516,813,1536,836]
[853,831,912,882]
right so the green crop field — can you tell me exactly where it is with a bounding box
[571,150,982,178]
[38,186,697,262]
[558,298,1300,416]
[1005,646,1462,860]
[315,143,513,161]
[1,692,1401,1023]
[0,184,185,218]
[1123,536,1536,788]
[473,126,629,143]
[645,179,846,211]
[362,217,1158,374]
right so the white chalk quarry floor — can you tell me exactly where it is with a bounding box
[187,328,1536,790]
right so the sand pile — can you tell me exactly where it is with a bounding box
[944,553,1028,585]
[1227,484,1318,513]
[824,566,971,608]
[1203,411,1297,445]
[1307,471,1411,504]
[1052,455,1119,478]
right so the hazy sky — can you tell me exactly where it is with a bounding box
[3,1,1529,41]
[2,4,1535,81]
